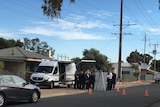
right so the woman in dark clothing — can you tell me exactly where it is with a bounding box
[89,72,95,90]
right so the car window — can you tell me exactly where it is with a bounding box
[11,76,26,85]
[0,76,14,85]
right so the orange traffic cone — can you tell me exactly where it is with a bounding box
[144,89,149,97]
[87,87,92,95]
[122,88,126,96]
[116,87,120,92]
[125,81,128,86]
[137,80,141,85]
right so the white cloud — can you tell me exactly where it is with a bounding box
[149,28,160,35]
[19,26,107,40]
[87,10,117,18]
[147,10,152,14]
[19,14,112,40]
[20,26,54,36]
[0,29,16,39]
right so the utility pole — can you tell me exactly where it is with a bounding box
[150,43,160,71]
[142,33,149,64]
[115,0,136,81]
[159,0,160,10]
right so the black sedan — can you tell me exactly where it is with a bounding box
[0,75,41,107]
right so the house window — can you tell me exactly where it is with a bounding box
[122,71,130,74]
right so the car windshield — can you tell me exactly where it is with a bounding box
[35,66,53,73]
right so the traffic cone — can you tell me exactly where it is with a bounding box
[125,81,128,86]
[137,80,141,85]
[121,88,126,96]
[144,89,149,97]
[116,87,120,92]
[87,87,92,95]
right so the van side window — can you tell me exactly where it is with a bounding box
[53,67,58,74]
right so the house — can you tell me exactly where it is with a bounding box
[111,62,154,82]
[112,63,137,82]
[140,63,154,80]
[0,47,52,80]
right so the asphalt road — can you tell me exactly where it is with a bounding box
[5,83,160,107]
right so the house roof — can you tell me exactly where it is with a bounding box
[140,63,150,69]
[111,63,132,68]
[0,47,51,61]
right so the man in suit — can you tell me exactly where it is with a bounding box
[107,71,113,90]
[111,71,117,89]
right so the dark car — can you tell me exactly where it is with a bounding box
[0,75,41,107]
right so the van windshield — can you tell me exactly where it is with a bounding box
[36,66,53,73]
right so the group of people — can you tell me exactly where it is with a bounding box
[74,69,95,90]
[106,71,117,90]
[74,70,117,91]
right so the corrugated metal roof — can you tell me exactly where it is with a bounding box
[0,47,51,61]
[112,63,132,68]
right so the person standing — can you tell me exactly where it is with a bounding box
[79,71,85,89]
[85,70,90,89]
[112,71,117,89]
[107,71,113,90]
[74,71,79,89]
[89,72,95,90]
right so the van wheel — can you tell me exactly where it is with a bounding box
[49,82,54,89]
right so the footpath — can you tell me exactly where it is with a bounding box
[41,80,154,98]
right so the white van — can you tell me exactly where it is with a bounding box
[30,60,76,88]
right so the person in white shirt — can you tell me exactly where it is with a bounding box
[107,71,113,90]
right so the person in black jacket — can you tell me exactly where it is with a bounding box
[84,70,90,89]
[89,72,95,90]
[79,71,85,89]
[112,71,117,89]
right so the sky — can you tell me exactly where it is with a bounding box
[0,0,160,63]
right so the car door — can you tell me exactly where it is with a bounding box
[11,75,32,100]
[1,75,19,100]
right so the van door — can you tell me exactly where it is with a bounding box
[65,63,76,81]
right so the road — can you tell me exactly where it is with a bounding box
[5,83,160,107]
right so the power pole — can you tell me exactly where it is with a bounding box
[150,43,160,71]
[142,33,149,64]
[114,0,136,81]
[159,0,160,10]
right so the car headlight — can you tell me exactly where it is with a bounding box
[44,76,49,80]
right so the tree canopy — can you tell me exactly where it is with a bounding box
[0,38,23,49]
[42,0,75,18]
[23,37,55,56]
[0,37,55,57]
[72,48,111,72]
[126,50,153,64]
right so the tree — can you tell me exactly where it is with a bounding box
[0,38,23,49]
[82,48,111,71]
[150,60,160,72]
[42,0,75,18]
[23,37,55,56]
[126,50,153,64]
[126,50,142,64]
